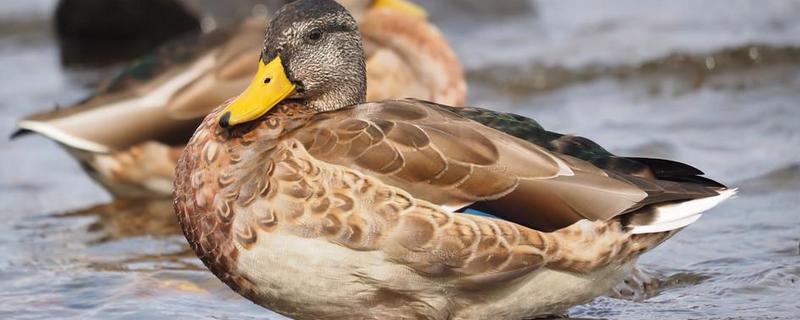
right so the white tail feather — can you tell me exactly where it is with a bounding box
[630,188,737,234]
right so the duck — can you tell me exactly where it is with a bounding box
[15,0,465,198]
[173,0,735,319]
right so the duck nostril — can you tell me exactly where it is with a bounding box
[264,77,271,84]
[219,111,232,129]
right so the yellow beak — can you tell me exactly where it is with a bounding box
[373,0,428,20]
[219,56,296,128]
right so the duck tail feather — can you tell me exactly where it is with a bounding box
[628,188,737,235]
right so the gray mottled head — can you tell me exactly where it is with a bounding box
[263,0,366,111]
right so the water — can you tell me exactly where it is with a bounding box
[1,1,799,319]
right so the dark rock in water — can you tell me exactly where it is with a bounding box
[55,0,201,66]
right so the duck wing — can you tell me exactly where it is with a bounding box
[295,99,721,232]
[14,19,262,153]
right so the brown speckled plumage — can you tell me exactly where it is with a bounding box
[174,1,732,318]
[175,101,726,319]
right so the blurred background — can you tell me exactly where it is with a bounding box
[0,0,798,319]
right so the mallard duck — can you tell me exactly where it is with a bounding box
[174,0,734,319]
[15,0,465,198]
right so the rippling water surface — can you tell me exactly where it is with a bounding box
[1,1,798,319]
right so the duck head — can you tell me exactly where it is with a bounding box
[219,0,378,128]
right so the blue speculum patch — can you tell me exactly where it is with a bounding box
[462,208,500,219]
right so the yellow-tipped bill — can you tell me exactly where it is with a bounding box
[219,56,296,127]
[373,0,428,20]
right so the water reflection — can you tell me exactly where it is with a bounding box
[57,199,182,242]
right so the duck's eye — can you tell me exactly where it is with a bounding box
[307,29,322,42]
